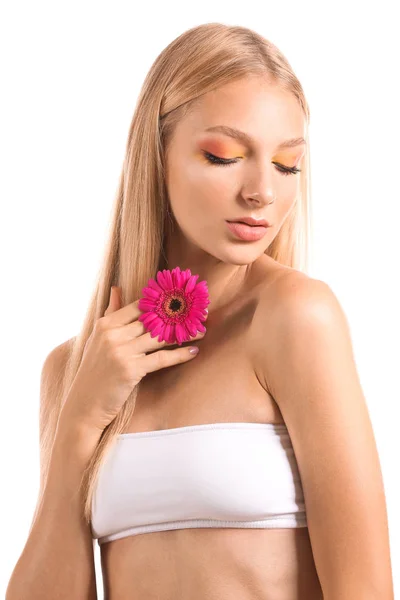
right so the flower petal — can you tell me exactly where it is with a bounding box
[151,319,164,336]
[163,269,173,290]
[142,286,160,300]
[167,323,176,344]
[192,301,207,310]
[184,319,197,337]
[190,316,206,332]
[138,298,157,312]
[163,322,172,343]
[181,268,192,288]
[175,322,188,345]
[141,312,159,327]
[171,267,182,288]
[190,308,206,320]
[156,270,168,289]
[185,274,199,294]
[157,324,168,343]
[147,278,163,293]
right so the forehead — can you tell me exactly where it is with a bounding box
[173,76,306,149]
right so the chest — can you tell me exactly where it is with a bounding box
[124,289,283,434]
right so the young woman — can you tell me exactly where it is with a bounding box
[6,22,393,600]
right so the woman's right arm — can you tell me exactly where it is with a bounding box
[5,341,101,600]
[6,288,206,599]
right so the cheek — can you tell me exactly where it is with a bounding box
[169,160,231,219]
[276,192,298,223]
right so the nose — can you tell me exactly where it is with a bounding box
[245,191,275,207]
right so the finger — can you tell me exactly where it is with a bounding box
[104,297,142,326]
[123,313,207,341]
[132,327,206,354]
[106,296,209,329]
[143,344,201,374]
[104,286,121,317]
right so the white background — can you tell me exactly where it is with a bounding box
[1,1,399,597]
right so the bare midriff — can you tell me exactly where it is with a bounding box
[101,527,323,599]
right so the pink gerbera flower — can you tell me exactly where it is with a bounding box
[138,266,210,346]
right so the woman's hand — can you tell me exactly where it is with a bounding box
[59,286,206,434]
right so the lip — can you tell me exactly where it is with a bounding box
[226,221,269,242]
[227,216,271,227]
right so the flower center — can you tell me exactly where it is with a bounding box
[169,297,182,312]
[162,291,189,321]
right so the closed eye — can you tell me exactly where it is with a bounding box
[202,150,301,176]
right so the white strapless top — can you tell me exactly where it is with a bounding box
[90,422,307,546]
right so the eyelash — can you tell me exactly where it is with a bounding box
[202,151,302,176]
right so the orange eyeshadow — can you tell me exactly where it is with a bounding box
[198,139,245,158]
[197,138,305,164]
[273,149,305,163]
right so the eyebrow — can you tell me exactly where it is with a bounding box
[204,125,306,149]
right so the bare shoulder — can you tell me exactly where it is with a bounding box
[39,336,76,444]
[259,265,340,326]
[251,255,330,307]
[41,337,76,390]
[251,266,344,393]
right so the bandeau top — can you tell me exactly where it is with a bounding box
[90,422,307,545]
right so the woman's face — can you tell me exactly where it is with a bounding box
[164,76,307,266]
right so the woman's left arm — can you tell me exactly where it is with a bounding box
[254,275,394,599]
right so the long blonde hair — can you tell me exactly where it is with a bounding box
[41,23,312,525]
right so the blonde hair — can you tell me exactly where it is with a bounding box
[42,22,312,525]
